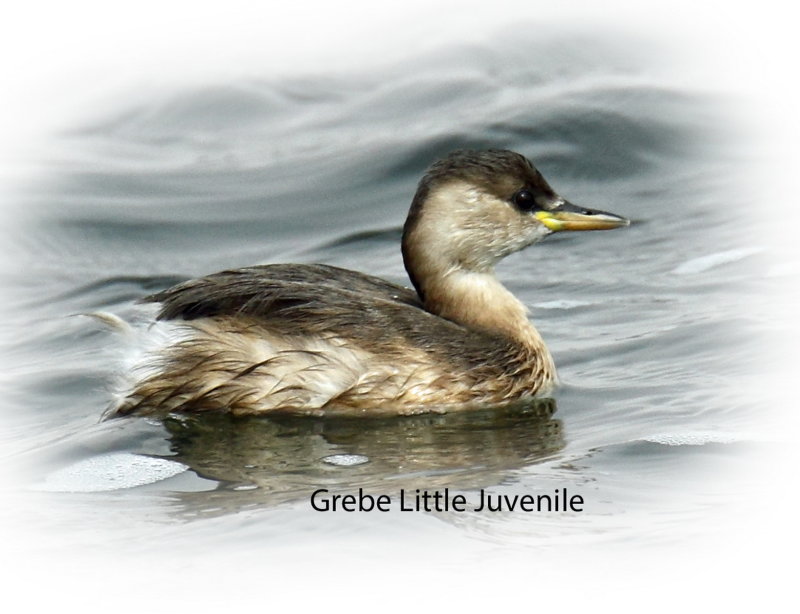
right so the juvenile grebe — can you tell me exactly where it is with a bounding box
[111,149,628,417]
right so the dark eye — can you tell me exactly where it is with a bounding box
[512,189,536,211]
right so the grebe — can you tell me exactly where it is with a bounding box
[110,149,628,417]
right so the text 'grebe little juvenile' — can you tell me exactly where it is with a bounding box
[110,149,628,417]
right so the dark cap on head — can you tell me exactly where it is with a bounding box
[419,149,553,195]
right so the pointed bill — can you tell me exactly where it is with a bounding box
[535,201,630,232]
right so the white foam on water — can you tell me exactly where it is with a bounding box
[36,452,188,493]
[671,246,764,275]
[642,431,743,446]
[533,299,592,310]
[322,454,370,466]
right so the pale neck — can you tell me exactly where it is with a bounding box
[421,268,547,351]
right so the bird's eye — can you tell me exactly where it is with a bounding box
[512,189,536,211]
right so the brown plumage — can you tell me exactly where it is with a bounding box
[110,149,628,417]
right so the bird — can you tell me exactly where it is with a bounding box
[109,149,628,418]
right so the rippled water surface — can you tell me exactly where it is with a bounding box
[1,33,780,586]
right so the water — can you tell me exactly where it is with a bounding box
[0,32,784,605]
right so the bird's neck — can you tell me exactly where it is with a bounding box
[421,267,549,353]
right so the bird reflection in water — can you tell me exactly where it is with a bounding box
[159,397,563,516]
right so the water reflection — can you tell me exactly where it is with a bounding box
[161,398,563,515]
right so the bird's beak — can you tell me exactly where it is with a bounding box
[535,201,630,232]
